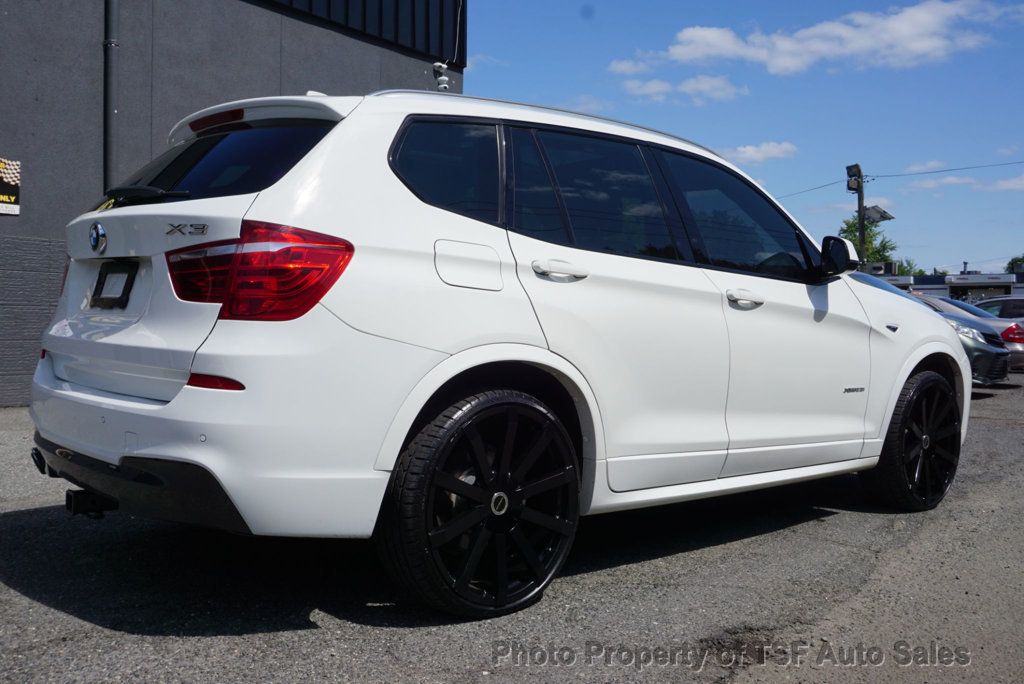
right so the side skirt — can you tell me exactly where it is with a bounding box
[584,455,879,516]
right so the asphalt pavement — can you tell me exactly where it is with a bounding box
[1,378,1022,682]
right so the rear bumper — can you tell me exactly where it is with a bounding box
[34,432,251,534]
[1006,342,1024,370]
[30,304,446,537]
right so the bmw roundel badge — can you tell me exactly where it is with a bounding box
[89,222,107,254]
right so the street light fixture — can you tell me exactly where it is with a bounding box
[863,205,894,223]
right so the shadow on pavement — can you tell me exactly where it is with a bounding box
[0,474,871,636]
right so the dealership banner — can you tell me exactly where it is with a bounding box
[0,157,21,215]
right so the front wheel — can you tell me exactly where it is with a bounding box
[376,390,579,618]
[860,370,961,511]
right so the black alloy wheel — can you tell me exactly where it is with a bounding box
[377,390,579,617]
[861,370,961,511]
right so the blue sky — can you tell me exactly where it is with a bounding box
[465,0,1024,273]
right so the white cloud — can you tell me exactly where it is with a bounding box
[909,175,976,189]
[992,173,1024,190]
[662,0,1009,75]
[562,94,613,115]
[676,75,749,105]
[905,160,946,172]
[996,144,1020,156]
[466,53,506,71]
[721,141,797,165]
[621,75,749,105]
[623,79,674,102]
[608,58,652,75]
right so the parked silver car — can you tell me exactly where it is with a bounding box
[975,295,1024,322]
[916,294,1024,370]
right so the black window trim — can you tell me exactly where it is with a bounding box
[504,125,575,245]
[387,113,823,277]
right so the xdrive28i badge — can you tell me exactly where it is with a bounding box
[88,222,107,254]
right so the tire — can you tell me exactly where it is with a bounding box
[860,370,961,511]
[375,390,580,618]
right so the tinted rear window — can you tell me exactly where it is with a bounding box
[109,119,334,204]
[392,120,500,224]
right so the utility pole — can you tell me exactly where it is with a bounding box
[846,164,865,263]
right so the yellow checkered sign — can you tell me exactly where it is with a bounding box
[0,157,21,216]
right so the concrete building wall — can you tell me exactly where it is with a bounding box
[0,0,462,405]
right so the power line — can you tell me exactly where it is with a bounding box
[775,179,844,199]
[776,159,1024,199]
[873,159,1024,178]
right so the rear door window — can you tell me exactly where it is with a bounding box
[536,131,678,260]
[392,120,500,224]
[111,119,334,205]
[657,150,813,281]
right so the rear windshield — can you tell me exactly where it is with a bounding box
[102,118,334,207]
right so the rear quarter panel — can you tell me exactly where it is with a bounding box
[243,103,546,354]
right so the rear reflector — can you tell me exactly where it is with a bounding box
[1002,322,1024,344]
[166,220,354,321]
[187,373,245,391]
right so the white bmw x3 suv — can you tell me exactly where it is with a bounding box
[30,90,971,617]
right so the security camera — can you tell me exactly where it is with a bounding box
[437,75,450,91]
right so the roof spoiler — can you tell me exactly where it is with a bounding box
[168,96,363,146]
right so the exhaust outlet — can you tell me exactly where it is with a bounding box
[66,489,118,519]
[30,448,46,475]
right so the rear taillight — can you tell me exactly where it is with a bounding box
[1002,323,1024,344]
[166,220,353,321]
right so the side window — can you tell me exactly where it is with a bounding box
[508,128,571,245]
[392,120,499,224]
[977,301,1002,316]
[1003,300,1024,318]
[658,151,813,280]
[536,131,678,260]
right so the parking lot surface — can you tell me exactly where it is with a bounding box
[1,380,1022,682]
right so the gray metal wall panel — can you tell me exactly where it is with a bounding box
[0,0,461,406]
[0,1,102,406]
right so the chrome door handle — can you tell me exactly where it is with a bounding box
[726,288,765,306]
[531,259,589,279]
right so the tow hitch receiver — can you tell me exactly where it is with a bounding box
[66,489,118,519]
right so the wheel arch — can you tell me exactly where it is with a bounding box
[878,342,970,448]
[373,344,606,509]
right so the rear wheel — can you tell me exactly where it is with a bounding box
[376,390,579,617]
[861,370,961,511]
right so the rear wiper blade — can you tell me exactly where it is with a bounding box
[104,185,191,203]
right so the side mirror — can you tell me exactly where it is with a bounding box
[820,236,860,278]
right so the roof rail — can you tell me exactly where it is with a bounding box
[367,89,719,157]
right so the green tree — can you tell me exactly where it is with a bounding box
[896,258,926,277]
[838,213,897,263]
[1005,254,1024,274]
